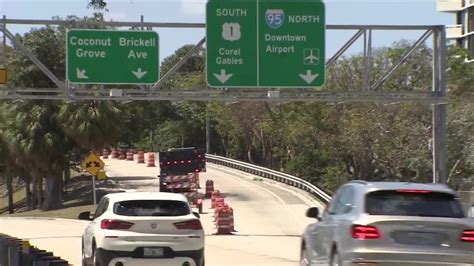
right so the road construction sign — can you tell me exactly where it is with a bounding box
[0,69,7,84]
[81,153,105,176]
[97,170,108,180]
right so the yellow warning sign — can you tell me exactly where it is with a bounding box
[97,170,108,180]
[0,69,6,84]
[81,153,105,176]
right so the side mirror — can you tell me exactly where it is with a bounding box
[193,212,201,218]
[306,207,320,220]
[78,211,92,221]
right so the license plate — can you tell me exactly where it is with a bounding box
[144,247,164,257]
[393,231,445,246]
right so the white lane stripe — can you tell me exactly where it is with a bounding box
[209,165,286,205]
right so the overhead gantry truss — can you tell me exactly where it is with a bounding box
[0,17,448,184]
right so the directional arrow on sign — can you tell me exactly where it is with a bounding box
[299,70,318,85]
[132,68,148,79]
[76,68,88,79]
[213,69,233,84]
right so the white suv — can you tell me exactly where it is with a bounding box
[79,192,205,266]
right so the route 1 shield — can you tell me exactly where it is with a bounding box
[222,23,241,42]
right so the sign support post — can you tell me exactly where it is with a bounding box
[81,153,105,207]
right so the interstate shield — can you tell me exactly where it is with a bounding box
[265,9,285,29]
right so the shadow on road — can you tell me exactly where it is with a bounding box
[109,176,158,181]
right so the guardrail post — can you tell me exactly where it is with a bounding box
[33,262,49,266]
[8,245,20,266]
[0,236,6,266]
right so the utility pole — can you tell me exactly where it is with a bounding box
[206,107,211,154]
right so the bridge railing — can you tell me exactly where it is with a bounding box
[0,234,69,266]
[205,154,332,204]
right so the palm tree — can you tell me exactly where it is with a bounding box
[0,125,14,214]
[2,101,69,210]
[58,101,123,152]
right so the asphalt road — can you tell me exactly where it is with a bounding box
[0,154,323,265]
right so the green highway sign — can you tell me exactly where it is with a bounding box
[206,0,325,88]
[67,30,159,84]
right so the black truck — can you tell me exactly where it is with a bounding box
[158,147,206,192]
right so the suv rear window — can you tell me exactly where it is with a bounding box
[113,200,190,217]
[365,190,464,218]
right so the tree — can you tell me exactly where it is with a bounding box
[1,101,69,210]
[58,101,123,152]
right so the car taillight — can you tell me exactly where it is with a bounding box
[396,189,431,193]
[460,230,474,242]
[352,225,381,239]
[174,219,203,230]
[101,219,134,230]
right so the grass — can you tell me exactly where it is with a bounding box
[0,185,26,213]
[0,170,121,219]
[7,204,95,219]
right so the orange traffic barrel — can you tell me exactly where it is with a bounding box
[137,150,145,164]
[126,149,134,161]
[102,148,109,159]
[205,180,214,198]
[147,153,156,167]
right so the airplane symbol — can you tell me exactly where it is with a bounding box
[304,49,319,65]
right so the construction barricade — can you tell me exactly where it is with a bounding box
[102,148,109,159]
[126,149,134,161]
[164,173,203,213]
[118,149,126,160]
[211,190,221,208]
[193,172,201,188]
[111,148,118,159]
[147,153,155,167]
[214,206,234,235]
[205,180,214,198]
[137,150,145,163]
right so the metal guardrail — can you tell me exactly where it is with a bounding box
[0,234,69,266]
[205,154,332,204]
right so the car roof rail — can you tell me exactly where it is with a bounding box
[348,180,369,185]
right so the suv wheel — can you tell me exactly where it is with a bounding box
[92,243,100,266]
[81,242,88,266]
[300,248,310,266]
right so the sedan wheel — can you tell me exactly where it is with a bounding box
[300,248,310,266]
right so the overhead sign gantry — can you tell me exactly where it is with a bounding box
[206,0,326,88]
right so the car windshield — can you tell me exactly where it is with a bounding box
[113,200,190,217]
[365,190,465,218]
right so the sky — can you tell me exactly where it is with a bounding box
[0,0,454,59]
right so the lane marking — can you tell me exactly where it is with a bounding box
[208,165,309,231]
[209,165,286,205]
